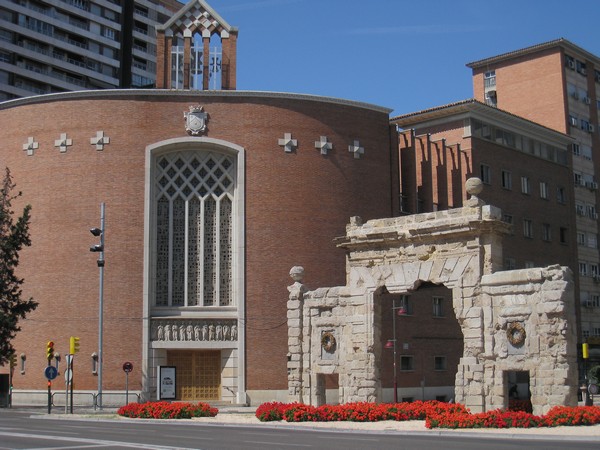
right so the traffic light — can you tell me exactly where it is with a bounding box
[46,341,54,361]
[90,226,105,267]
[69,336,80,354]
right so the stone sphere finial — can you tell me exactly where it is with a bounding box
[289,266,305,283]
[465,177,485,207]
[465,177,483,196]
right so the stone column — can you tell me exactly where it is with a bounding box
[287,266,307,403]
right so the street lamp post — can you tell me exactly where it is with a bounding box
[385,297,407,403]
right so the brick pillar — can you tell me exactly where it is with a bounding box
[203,36,210,90]
[165,35,173,89]
[155,30,166,88]
[183,35,191,89]
[222,31,237,90]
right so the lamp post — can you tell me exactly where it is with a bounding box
[385,297,407,403]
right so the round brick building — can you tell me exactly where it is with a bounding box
[0,89,395,405]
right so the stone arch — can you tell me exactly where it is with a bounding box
[287,203,578,414]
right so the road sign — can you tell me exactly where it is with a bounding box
[589,384,599,395]
[44,366,58,381]
[123,362,133,373]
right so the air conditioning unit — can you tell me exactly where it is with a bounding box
[593,182,599,190]
[589,124,595,133]
[593,212,599,220]
[581,68,588,75]
[584,97,592,105]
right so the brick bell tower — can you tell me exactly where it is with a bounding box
[155,0,238,90]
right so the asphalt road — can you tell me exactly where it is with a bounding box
[0,409,598,450]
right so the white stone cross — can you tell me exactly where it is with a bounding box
[278,133,297,153]
[54,133,73,153]
[22,137,39,156]
[90,131,110,151]
[314,136,332,155]
[348,140,364,159]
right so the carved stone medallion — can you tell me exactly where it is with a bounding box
[184,105,208,136]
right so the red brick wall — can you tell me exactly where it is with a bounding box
[0,92,393,393]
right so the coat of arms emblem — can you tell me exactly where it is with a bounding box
[184,105,208,135]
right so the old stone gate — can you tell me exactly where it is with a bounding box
[287,192,578,415]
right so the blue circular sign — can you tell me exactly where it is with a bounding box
[44,366,58,381]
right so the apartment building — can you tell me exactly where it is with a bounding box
[0,0,181,100]
[390,99,578,397]
[467,38,600,347]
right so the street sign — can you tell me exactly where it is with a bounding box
[44,366,58,380]
[123,362,133,373]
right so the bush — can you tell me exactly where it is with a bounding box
[117,401,218,419]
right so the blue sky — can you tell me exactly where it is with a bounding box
[200,0,600,116]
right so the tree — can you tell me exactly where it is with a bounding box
[0,168,37,365]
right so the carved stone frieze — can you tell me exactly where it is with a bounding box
[151,319,237,342]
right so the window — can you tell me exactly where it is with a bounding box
[579,262,588,277]
[480,164,491,184]
[432,297,444,317]
[523,219,533,238]
[588,205,597,219]
[521,176,531,194]
[592,295,600,307]
[524,261,535,268]
[434,356,447,371]
[542,223,552,241]
[102,27,115,40]
[574,173,584,186]
[565,54,575,70]
[576,59,587,75]
[581,119,590,131]
[505,257,516,270]
[569,114,578,127]
[560,227,568,244]
[501,170,512,189]
[398,295,412,315]
[588,233,597,248]
[576,203,586,216]
[557,187,566,204]
[400,356,414,371]
[153,151,236,307]
[502,214,513,224]
[578,232,586,246]
[583,329,590,339]
[591,264,599,278]
[539,181,548,199]
[595,328,600,337]
[573,143,581,156]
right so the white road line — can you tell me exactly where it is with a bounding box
[0,431,198,450]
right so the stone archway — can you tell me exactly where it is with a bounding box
[287,194,578,414]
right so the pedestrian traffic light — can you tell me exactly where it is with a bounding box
[69,336,80,354]
[46,341,54,361]
[583,343,589,359]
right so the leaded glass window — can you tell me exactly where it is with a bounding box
[154,151,234,307]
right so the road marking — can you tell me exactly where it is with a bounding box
[244,440,311,447]
[0,431,198,450]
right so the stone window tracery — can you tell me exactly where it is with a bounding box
[154,150,235,307]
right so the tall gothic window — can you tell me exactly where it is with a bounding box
[154,150,234,307]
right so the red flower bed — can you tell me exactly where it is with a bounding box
[117,401,218,419]
[255,401,600,429]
